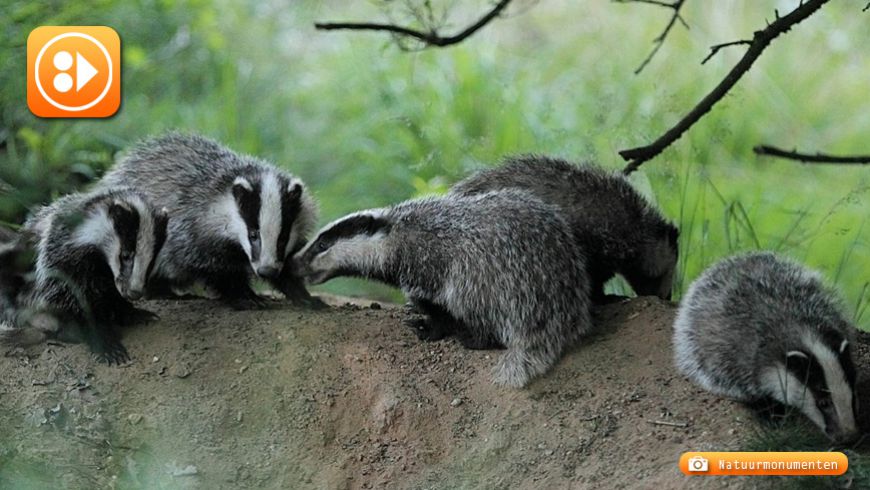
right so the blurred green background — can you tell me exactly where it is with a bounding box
[1,0,867,330]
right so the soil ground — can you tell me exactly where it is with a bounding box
[0,296,867,489]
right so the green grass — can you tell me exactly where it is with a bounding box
[742,415,869,489]
[1,0,868,328]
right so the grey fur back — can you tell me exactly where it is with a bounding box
[450,155,678,300]
[382,190,592,387]
[673,252,854,400]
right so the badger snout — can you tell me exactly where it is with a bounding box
[256,264,280,279]
[116,279,144,301]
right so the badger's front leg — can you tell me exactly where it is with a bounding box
[269,268,327,309]
[402,298,460,342]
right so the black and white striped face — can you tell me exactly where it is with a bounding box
[770,331,859,442]
[73,195,168,300]
[229,173,305,279]
[292,211,391,285]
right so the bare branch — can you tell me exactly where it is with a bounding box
[314,0,514,48]
[619,0,832,175]
[753,145,870,165]
[701,39,752,65]
[614,0,689,74]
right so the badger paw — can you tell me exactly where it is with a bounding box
[402,317,451,342]
[90,338,130,365]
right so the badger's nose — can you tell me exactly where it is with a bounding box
[257,265,280,279]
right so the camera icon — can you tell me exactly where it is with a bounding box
[688,456,709,472]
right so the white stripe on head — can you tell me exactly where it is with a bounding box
[256,171,282,270]
[760,364,826,431]
[209,193,251,259]
[127,195,156,294]
[803,334,857,435]
[71,206,122,279]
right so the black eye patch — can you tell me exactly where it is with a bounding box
[233,178,261,235]
[317,215,390,245]
[277,181,303,259]
[108,203,139,261]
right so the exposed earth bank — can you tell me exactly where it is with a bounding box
[1,296,867,489]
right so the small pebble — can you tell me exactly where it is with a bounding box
[450,398,463,407]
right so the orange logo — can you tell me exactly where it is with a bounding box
[680,452,848,476]
[27,26,120,118]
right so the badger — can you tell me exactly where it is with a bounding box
[450,155,678,302]
[673,252,860,442]
[99,132,319,308]
[0,226,33,331]
[293,189,592,388]
[1,188,168,363]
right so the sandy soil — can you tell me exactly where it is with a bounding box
[0,295,867,489]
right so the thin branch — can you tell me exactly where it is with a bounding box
[753,145,870,165]
[614,0,689,74]
[701,39,752,64]
[620,0,832,175]
[314,0,513,48]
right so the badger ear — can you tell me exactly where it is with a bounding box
[785,349,812,381]
[232,177,253,201]
[286,182,302,201]
[156,207,170,230]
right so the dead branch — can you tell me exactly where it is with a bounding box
[614,0,689,74]
[314,0,514,48]
[753,145,870,165]
[619,0,832,175]
[701,39,752,65]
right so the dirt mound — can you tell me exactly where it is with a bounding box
[0,296,866,489]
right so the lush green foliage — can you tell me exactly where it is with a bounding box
[1,0,867,329]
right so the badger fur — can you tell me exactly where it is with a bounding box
[450,155,678,302]
[0,226,33,332]
[2,188,168,363]
[293,190,592,388]
[99,132,319,308]
[674,252,860,441]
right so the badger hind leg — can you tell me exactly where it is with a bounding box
[492,329,564,388]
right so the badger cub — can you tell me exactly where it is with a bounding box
[451,155,678,302]
[100,132,319,308]
[674,252,860,442]
[294,190,592,388]
[2,188,168,363]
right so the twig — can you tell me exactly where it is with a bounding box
[648,419,688,427]
[701,39,752,64]
[753,145,870,164]
[314,0,513,48]
[620,0,832,175]
[614,0,689,74]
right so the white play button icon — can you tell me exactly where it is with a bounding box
[76,52,98,91]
